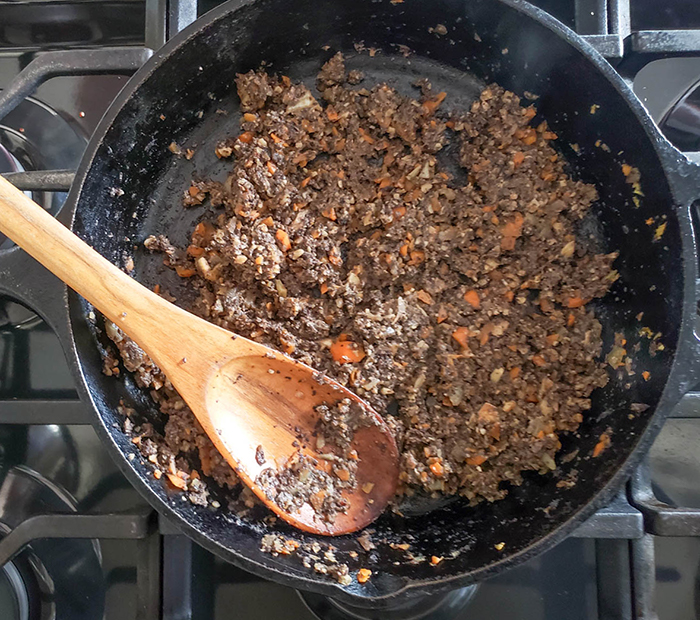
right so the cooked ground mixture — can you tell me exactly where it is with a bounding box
[255,396,378,522]
[256,449,354,521]
[105,53,618,530]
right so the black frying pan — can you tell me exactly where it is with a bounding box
[1,0,700,605]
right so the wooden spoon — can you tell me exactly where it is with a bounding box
[0,175,399,535]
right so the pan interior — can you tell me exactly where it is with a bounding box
[70,0,682,599]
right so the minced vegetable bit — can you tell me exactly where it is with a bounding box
[592,431,612,458]
[357,568,372,583]
[104,53,618,541]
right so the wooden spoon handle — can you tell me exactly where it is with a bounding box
[0,175,179,350]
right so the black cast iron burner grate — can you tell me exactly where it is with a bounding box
[1,0,700,618]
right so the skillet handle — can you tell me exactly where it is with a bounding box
[667,155,700,395]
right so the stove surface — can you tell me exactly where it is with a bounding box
[2,0,700,619]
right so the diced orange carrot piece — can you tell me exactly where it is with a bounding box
[500,212,524,250]
[275,229,291,251]
[593,433,611,458]
[416,290,434,305]
[546,334,559,346]
[357,568,372,583]
[322,207,337,221]
[525,135,537,145]
[330,337,366,364]
[422,91,447,114]
[166,473,187,489]
[408,250,425,266]
[464,290,480,309]
[358,127,374,144]
[501,212,524,238]
[429,460,444,477]
[175,265,196,278]
[466,455,487,466]
[393,206,407,219]
[451,327,471,348]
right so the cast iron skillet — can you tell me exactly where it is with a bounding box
[2,0,700,606]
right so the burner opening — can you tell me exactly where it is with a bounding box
[0,561,30,620]
[0,136,51,252]
[299,584,480,620]
[0,95,85,254]
[0,143,20,173]
[0,299,41,331]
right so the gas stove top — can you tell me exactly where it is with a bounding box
[1,0,700,618]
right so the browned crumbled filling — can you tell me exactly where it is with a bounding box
[256,450,355,522]
[257,395,379,522]
[261,533,352,585]
[106,52,617,532]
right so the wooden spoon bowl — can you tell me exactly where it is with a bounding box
[208,351,399,534]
